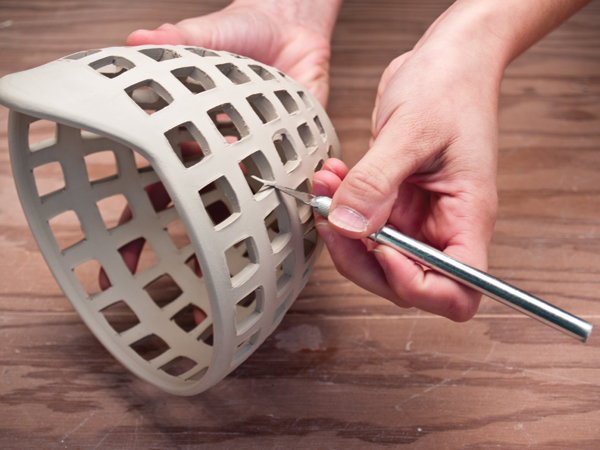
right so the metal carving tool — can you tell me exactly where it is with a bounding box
[252,176,594,342]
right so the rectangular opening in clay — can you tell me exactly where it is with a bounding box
[216,63,250,84]
[125,79,173,115]
[89,55,134,79]
[276,251,295,292]
[248,64,275,80]
[73,258,107,298]
[207,103,249,142]
[96,193,130,230]
[144,273,183,309]
[165,121,210,168]
[28,118,57,151]
[101,300,140,334]
[274,90,299,114]
[171,303,204,333]
[264,203,291,251]
[273,132,299,172]
[239,150,274,195]
[33,161,65,198]
[130,334,170,361]
[171,66,215,94]
[225,237,257,283]
[84,150,118,184]
[160,356,198,378]
[198,176,239,228]
[246,93,278,124]
[297,123,317,153]
[235,287,263,332]
[48,210,85,251]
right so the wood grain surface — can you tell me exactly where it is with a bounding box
[1,1,600,448]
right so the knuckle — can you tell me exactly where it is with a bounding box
[343,163,393,205]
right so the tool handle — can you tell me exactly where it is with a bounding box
[311,196,593,342]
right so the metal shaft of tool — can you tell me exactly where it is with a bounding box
[311,196,593,342]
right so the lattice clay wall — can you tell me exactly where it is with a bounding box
[0,45,340,395]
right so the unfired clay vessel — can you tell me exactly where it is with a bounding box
[0,45,340,395]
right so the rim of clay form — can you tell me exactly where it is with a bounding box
[0,45,340,395]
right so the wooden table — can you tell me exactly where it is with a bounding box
[1,1,599,448]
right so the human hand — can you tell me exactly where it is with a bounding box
[127,0,343,107]
[313,14,503,321]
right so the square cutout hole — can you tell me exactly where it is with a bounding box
[294,179,313,223]
[84,150,118,183]
[239,150,274,195]
[144,274,183,308]
[73,258,106,298]
[297,91,312,108]
[273,132,299,171]
[33,161,65,198]
[138,47,180,61]
[199,177,239,227]
[48,210,85,251]
[216,63,250,84]
[185,47,218,57]
[131,334,170,361]
[276,251,295,292]
[165,122,210,168]
[125,79,173,115]
[144,181,172,213]
[247,94,278,124]
[165,217,191,250]
[235,288,263,331]
[297,123,317,152]
[303,218,318,261]
[233,330,260,362]
[89,56,134,78]
[314,115,326,138]
[96,194,130,230]
[208,104,249,142]
[225,237,257,282]
[264,203,291,250]
[28,119,57,151]
[119,238,158,275]
[160,356,198,377]
[171,303,205,333]
[185,254,203,278]
[171,66,215,94]
[249,64,275,80]
[274,90,299,114]
[101,300,140,333]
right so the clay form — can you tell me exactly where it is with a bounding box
[0,45,340,395]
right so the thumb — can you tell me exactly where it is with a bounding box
[328,116,427,239]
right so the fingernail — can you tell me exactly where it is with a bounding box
[329,206,368,233]
[315,222,334,246]
[312,179,329,198]
[372,248,388,271]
